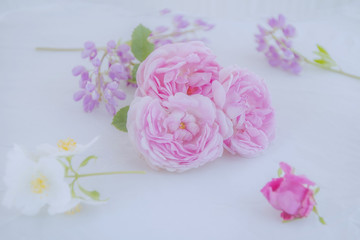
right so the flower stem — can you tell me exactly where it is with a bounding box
[149,27,202,41]
[36,47,84,52]
[66,171,145,178]
[269,32,360,80]
[303,58,360,80]
[35,47,107,52]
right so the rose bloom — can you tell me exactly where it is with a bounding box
[127,93,224,172]
[135,41,220,100]
[261,162,316,221]
[212,65,275,157]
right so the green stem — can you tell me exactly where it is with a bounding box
[269,32,360,80]
[36,47,106,52]
[66,171,145,178]
[149,27,202,41]
[36,47,84,52]
[303,58,360,80]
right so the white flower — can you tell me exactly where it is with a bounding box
[2,145,72,215]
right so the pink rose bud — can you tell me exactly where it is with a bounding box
[261,162,325,224]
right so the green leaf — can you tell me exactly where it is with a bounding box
[131,24,154,62]
[313,206,319,215]
[314,59,327,65]
[317,44,329,55]
[78,184,101,201]
[277,168,283,177]
[319,216,326,225]
[131,63,140,83]
[314,187,320,195]
[112,105,130,132]
[79,155,97,168]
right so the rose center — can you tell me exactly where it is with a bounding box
[179,122,186,129]
[31,175,48,194]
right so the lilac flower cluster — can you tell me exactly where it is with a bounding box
[72,41,132,115]
[150,9,215,48]
[255,14,301,74]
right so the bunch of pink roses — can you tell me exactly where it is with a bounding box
[126,41,275,172]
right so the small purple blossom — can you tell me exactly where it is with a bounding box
[256,14,302,74]
[160,8,171,15]
[116,44,135,64]
[81,41,97,60]
[173,15,190,29]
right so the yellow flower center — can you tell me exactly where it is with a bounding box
[58,138,77,151]
[179,122,186,129]
[31,175,48,194]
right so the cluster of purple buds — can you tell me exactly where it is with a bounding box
[150,9,215,48]
[255,14,301,74]
[72,41,133,116]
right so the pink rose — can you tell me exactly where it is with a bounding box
[261,162,316,221]
[127,92,223,172]
[212,65,275,157]
[136,41,220,100]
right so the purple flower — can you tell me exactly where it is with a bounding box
[109,63,130,82]
[256,14,302,75]
[194,19,214,31]
[173,15,190,29]
[81,41,97,60]
[116,44,135,64]
[160,8,171,15]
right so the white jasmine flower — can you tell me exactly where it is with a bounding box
[2,145,72,215]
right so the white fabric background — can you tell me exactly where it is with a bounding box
[0,0,360,239]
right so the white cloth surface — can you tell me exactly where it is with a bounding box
[0,1,360,239]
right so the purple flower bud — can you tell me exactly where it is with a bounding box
[113,90,126,100]
[194,19,214,31]
[107,40,116,49]
[173,15,189,29]
[160,8,171,15]
[81,71,89,81]
[154,26,169,34]
[268,17,278,28]
[72,66,85,76]
[73,90,86,101]
[278,14,286,28]
[105,103,116,116]
[85,82,96,92]
[84,41,95,49]
[92,58,101,67]
[283,25,296,38]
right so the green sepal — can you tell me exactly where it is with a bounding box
[112,105,130,132]
[79,155,97,168]
[131,24,154,62]
[319,216,326,225]
[78,184,102,201]
[277,168,283,177]
[313,187,320,195]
